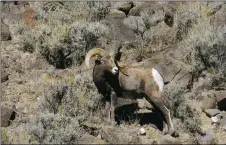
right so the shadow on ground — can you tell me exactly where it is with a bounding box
[115,104,165,131]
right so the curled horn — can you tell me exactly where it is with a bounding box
[85,48,107,69]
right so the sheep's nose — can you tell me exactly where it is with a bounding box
[112,67,119,74]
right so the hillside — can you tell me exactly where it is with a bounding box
[1,1,226,144]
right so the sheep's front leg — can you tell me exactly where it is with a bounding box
[110,93,117,126]
[105,101,111,122]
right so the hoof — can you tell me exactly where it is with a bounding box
[171,131,179,137]
[168,128,174,135]
[169,129,178,137]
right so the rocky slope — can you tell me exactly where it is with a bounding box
[1,1,226,144]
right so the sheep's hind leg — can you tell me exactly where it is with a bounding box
[145,91,175,136]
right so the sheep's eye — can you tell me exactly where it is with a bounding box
[95,59,101,65]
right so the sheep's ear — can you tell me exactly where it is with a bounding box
[115,43,123,61]
[115,52,122,61]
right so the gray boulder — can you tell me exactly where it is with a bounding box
[1,20,12,41]
[108,9,126,19]
[1,105,16,127]
[220,116,226,128]
[114,2,134,16]
[200,97,217,111]
[157,134,181,144]
[199,131,216,144]
[204,109,220,117]
[1,70,9,83]
[79,134,106,144]
[116,97,138,108]
[129,2,163,16]
[101,126,141,144]
[143,55,192,88]
[214,91,226,111]
[102,18,137,42]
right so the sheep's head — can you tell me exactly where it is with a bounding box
[85,48,120,75]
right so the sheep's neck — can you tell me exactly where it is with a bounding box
[93,64,105,80]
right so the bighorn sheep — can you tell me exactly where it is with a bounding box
[85,46,175,135]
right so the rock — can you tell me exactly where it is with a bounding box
[79,134,106,144]
[101,126,141,144]
[1,106,16,127]
[1,59,10,83]
[1,20,12,41]
[200,131,215,144]
[211,116,219,123]
[219,116,226,127]
[204,109,220,117]
[108,9,126,19]
[116,97,138,108]
[137,98,153,110]
[192,74,215,93]
[15,102,27,113]
[114,2,134,16]
[142,55,192,88]
[158,134,181,144]
[123,16,146,34]
[139,136,155,144]
[138,127,146,135]
[200,97,217,111]
[129,2,163,16]
[1,70,9,83]
[102,18,136,42]
[129,2,145,16]
[214,91,226,111]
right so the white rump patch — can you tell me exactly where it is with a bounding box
[152,68,164,92]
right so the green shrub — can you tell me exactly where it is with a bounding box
[28,70,104,143]
[190,24,226,85]
[39,85,68,114]
[40,71,103,117]
[68,22,109,65]
[174,2,226,88]
[11,2,110,69]
[86,1,114,21]
[141,9,165,29]
[27,113,84,144]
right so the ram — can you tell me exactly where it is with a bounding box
[85,46,175,135]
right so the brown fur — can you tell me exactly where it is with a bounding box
[85,48,175,135]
